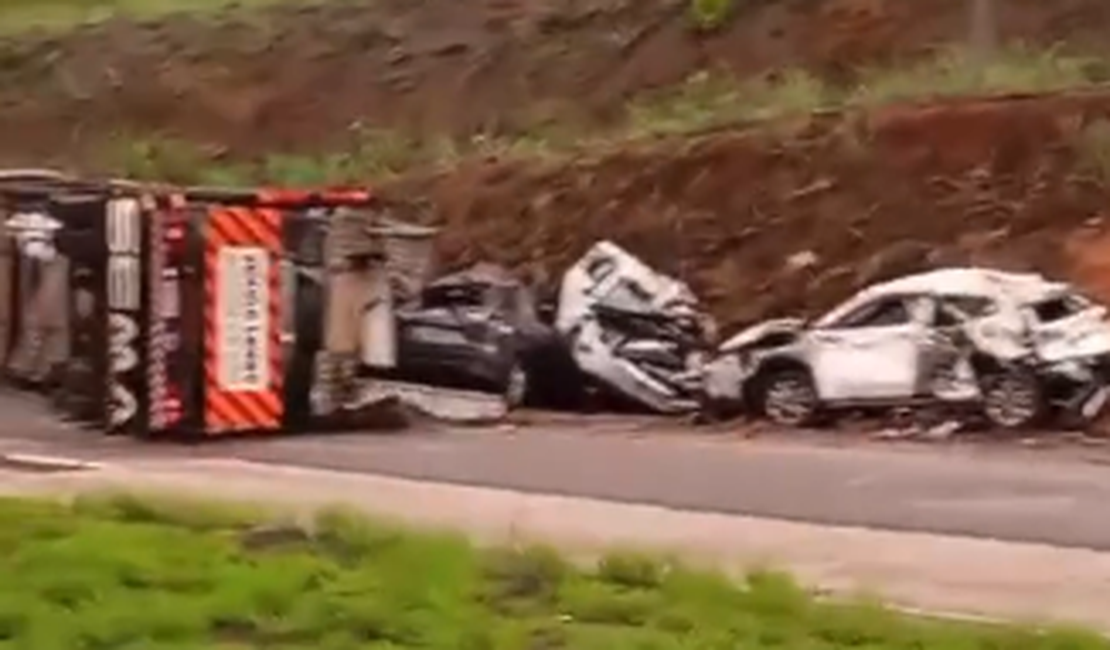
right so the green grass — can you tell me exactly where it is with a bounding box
[98,45,1110,187]
[0,492,1102,649]
[627,46,1107,137]
[688,0,736,32]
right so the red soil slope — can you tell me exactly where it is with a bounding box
[389,92,1110,329]
[0,0,1109,160]
[2,0,1110,328]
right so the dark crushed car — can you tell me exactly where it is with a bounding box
[384,263,575,407]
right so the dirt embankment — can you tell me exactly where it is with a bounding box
[1,0,1110,162]
[390,92,1110,331]
[2,1,1110,331]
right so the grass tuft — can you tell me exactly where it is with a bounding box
[0,0,307,34]
[850,46,1108,105]
[1074,119,1110,182]
[0,493,1102,649]
[688,0,736,32]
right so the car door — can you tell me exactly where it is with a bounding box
[808,295,929,401]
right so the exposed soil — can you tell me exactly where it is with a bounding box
[2,0,1110,161]
[2,0,1110,333]
[391,91,1110,331]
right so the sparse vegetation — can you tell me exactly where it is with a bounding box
[0,0,298,33]
[1074,119,1110,182]
[629,47,1108,138]
[627,68,832,137]
[688,0,736,32]
[849,47,1107,105]
[100,46,1110,185]
[0,492,1102,649]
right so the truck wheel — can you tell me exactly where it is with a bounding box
[980,368,1045,430]
[755,368,821,428]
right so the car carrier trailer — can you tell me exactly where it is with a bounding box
[0,173,506,440]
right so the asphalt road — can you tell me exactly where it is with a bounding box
[6,390,1110,551]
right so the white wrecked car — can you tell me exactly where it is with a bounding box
[556,241,713,413]
[703,268,1110,430]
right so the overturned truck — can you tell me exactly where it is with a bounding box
[0,171,509,439]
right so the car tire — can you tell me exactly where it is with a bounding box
[755,367,821,428]
[979,367,1046,431]
[503,363,530,409]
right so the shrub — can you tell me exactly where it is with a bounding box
[688,0,735,32]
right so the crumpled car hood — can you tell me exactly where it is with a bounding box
[718,318,806,353]
[556,240,708,413]
[1034,306,1110,363]
[556,240,700,334]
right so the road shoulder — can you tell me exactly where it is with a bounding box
[1,455,1108,631]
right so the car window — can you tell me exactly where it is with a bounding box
[1028,293,1090,323]
[421,284,487,308]
[934,295,996,326]
[583,256,615,287]
[488,286,518,314]
[599,278,655,312]
[825,296,912,329]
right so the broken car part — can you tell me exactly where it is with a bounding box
[556,241,712,414]
[381,262,574,409]
[704,268,1110,431]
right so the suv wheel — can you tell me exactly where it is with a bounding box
[504,363,530,409]
[756,368,821,428]
[980,367,1045,430]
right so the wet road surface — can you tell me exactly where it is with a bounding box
[5,391,1110,550]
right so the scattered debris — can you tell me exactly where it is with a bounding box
[786,250,820,271]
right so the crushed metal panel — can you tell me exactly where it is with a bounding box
[571,318,700,414]
[557,240,699,333]
[557,240,708,414]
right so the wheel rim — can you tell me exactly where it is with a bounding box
[505,366,528,408]
[983,374,1039,429]
[764,376,816,426]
